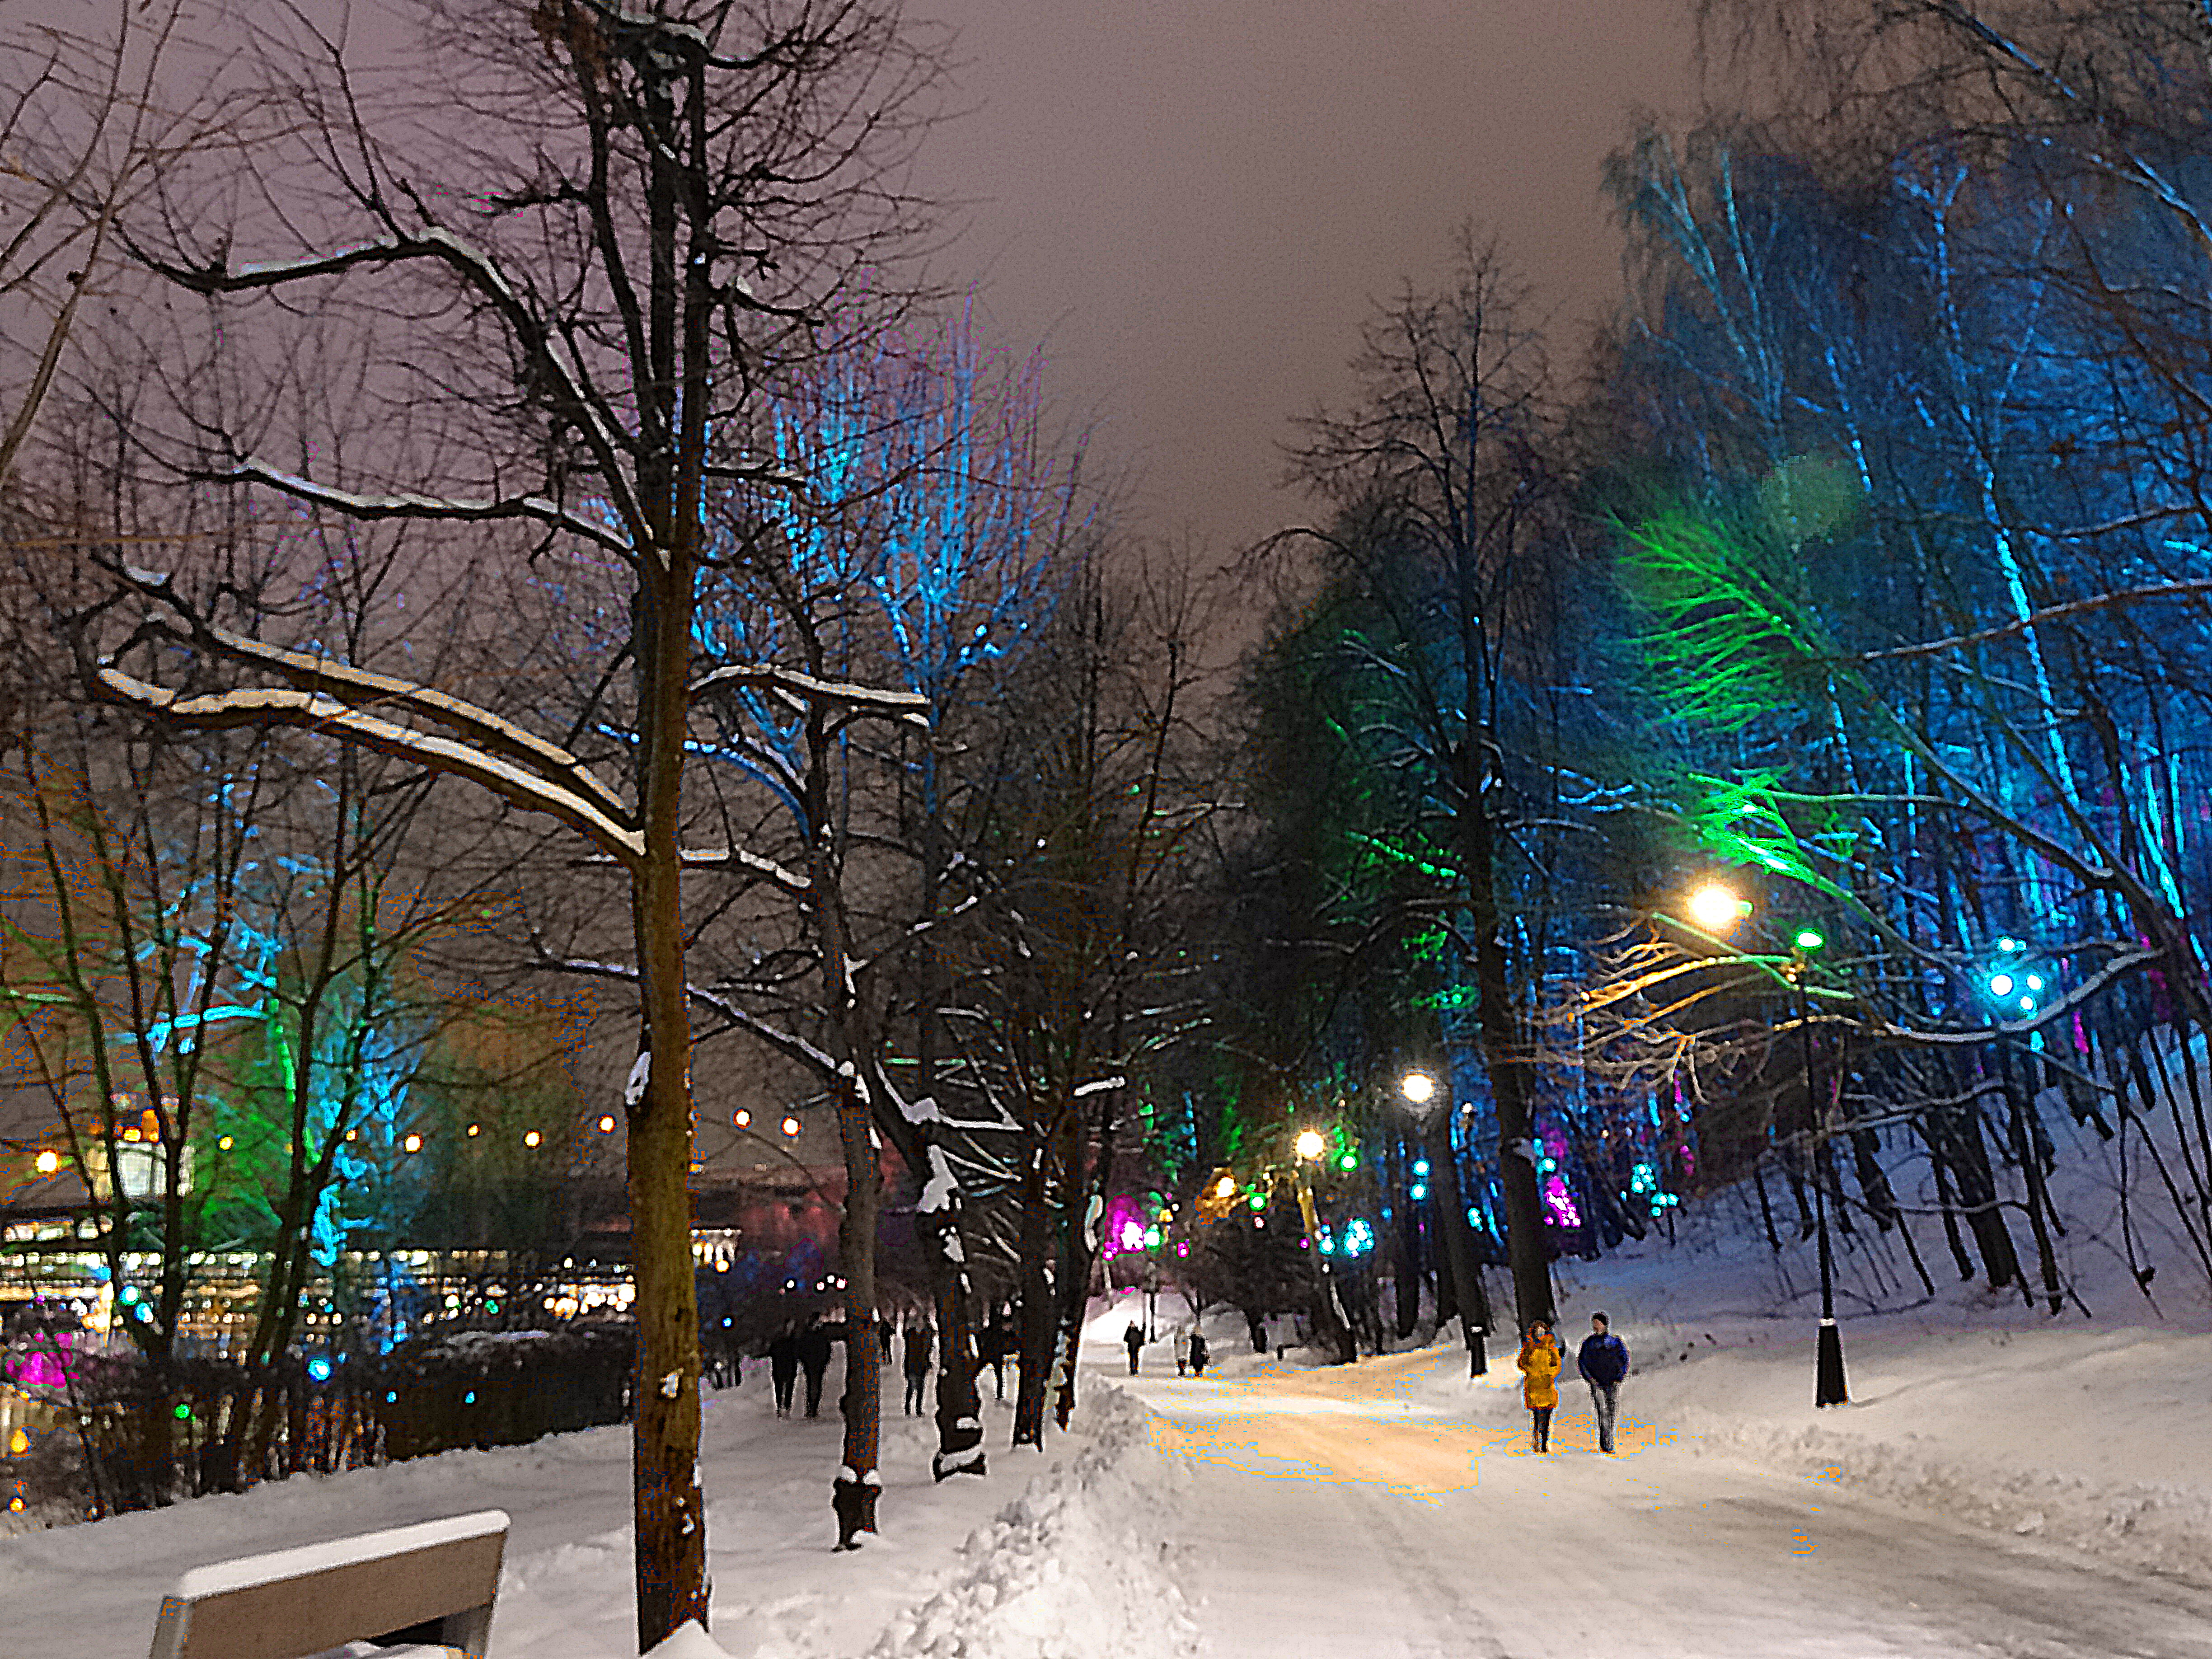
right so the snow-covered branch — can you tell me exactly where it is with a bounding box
[93,668,644,867]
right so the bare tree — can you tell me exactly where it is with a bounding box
[66,1,937,1644]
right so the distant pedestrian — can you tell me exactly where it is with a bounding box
[797,1318,834,1418]
[1247,1312,1268,1354]
[879,1318,894,1365]
[984,1310,1012,1400]
[903,1321,934,1415]
[1173,1326,1191,1376]
[1518,1319,1562,1453]
[1577,1312,1630,1455]
[1123,1320,1144,1375]
[768,1325,800,1418]
[1188,1330,1209,1377]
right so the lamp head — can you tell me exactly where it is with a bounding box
[1294,1129,1325,1161]
[1400,1071,1435,1105]
[1687,881,1750,935]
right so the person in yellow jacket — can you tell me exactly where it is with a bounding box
[1517,1318,1564,1452]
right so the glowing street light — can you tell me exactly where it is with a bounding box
[597,1115,617,1133]
[1400,1071,1435,1105]
[781,1115,801,1138]
[1213,1174,1236,1200]
[523,1130,542,1148]
[1294,1129,1325,1161]
[33,1149,59,1175]
[1794,927,1827,952]
[1687,881,1751,935]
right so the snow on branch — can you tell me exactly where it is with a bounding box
[677,845,811,895]
[93,668,644,867]
[222,458,637,562]
[691,662,930,727]
[149,226,647,545]
[109,566,635,830]
[1071,1075,1125,1099]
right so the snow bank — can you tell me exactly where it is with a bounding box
[1685,1404,2212,1579]
[865,1383,1197,1659]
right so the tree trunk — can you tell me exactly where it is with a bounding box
[1459,786,1555,1330]
[1011,1142,1053,1448]
[628,548,706,1647]
[924,1207,986,1480]
[831,1077,883,1547]
[1424,1115,1492,1372]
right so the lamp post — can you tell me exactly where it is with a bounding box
[1399,1070,1490,1376]
[1790,927,1848,1408]
[1985,942,2063,1315]
[1675,881,1846,1407]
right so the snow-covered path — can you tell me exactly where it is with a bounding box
[1118,1349,2212,1658]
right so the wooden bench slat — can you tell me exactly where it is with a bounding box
[150,1509,509,1659]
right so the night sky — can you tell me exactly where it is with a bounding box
[911,0,1701,560]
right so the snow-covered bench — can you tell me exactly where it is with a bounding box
[148,1509,510,1659]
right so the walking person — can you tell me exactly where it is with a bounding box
[1518,1318,1563,1453]
[1577,1311,1630,1455]
[903,1320,934,1416]
[1123,1319,1145,1375]
[768,1324,800,1418]
[1173,1326,1191,1376]
[984,1309,1011,1401]
[1188,1328,1209,1377]
[797,1317,834,1419]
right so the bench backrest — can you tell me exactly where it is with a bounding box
[148,1508,510,1659]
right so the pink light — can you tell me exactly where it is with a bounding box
[1542,1175,1582,1228]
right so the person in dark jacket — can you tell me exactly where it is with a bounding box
[1123,1319,1145,1375]
[1576,1311,1630,1454]
[796,1318,835,1419]
[768,1324,800,1417]
[902,1321,934,1415]
[990,1308,1017,1399]
[1188,1329,1209,1377]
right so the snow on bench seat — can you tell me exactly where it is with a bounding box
[149,1509,509,1659]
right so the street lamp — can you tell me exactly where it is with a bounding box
[1675,882,1846,1406]
[1982,940,2062,1314]
[1790,925,1849,1408]
[1688,881,1752,936]
[1398,1069,1490,1375]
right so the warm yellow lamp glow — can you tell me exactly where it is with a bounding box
[1294,1129,1325,1161]
[1688,882,1750,934]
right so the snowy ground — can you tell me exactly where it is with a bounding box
[0,1354,1194,1659]
[19,1050,2212,1658]
[1126,1340,2212,1658]
[11,1292,2212,1656]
